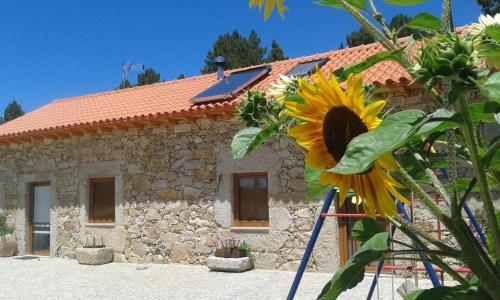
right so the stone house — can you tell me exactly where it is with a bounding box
[0,42,436,272]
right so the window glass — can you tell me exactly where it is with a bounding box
[90,178,115,222]
[234,174,269,225]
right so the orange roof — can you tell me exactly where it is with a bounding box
[0,41,413,142]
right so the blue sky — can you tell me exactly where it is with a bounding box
[0,0,481,113]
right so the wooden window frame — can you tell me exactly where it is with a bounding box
[88,177,115,223]
[232,172,269,228]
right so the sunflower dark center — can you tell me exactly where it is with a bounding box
[323,106,368,162]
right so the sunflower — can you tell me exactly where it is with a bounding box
[268,74,299,102]
[469,13,500,68]
[249,0,287,20]
[286,70,408,217]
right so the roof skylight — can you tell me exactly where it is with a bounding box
[191,65,271,103]
[285,58,328,77]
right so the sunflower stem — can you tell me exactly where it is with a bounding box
[391,249,459,258]
[391,214,457,254]
[366,0,393,40]
[338,0,399,53]
[395,165,446,221]
[458,177,476,211]
[389,239,416,250]
[427,255,470,286]
[457,95,500,271]
[388,215,469,285]
[485,138,500,170]
[411,151,451,207]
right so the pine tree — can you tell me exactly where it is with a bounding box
[3,101,24,123]
[343,13,423,48]
[345,26,375,47]
[137,68,161,86]
[201,30,286,74]
[389,13,424,38]
[267,40,287,62]
[117,79,132,89]
[476,0,500,15]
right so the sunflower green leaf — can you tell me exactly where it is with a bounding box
[231,124,280,159]
[467,102,500,124]
[335,51,402,82]
[477,72,500,102]
[328,110,428,175]
[383,0,428,5]
[485,26,500,43]
[318,232,390,299]
[317,0,367,11]
[407,13,441,31]
[351,218,384,243]
[405,284,493,300]
[305,167,331,202]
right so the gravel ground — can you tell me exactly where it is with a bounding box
[0,256,433,300]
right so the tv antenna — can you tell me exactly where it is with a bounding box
[121,59,144,80]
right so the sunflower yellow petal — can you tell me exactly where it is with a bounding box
[361,100,386,124]
[306,148,335,169]
[377,153,398,171]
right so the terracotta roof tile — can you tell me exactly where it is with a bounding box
[0,41,413,140]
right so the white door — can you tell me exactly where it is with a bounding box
[32,185,51,254]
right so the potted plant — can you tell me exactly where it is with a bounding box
[207,238,254,272]
[0,212,17,257]
[75,234,113,265]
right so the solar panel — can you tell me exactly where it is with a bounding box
[285,58,329,77]
[191,65,271,103]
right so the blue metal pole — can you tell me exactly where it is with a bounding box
[440,168,487,245]
[366,224,398,300]
[366,201,441,300]
[463,203,487,245]
[287,189,337,300]
[397,202,441,288]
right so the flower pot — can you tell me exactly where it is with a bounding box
[207,256,253,272]
[0,234,17,257]
[230,248,244,258]
[75,247,113,265]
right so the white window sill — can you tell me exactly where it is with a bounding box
[85,223,116,228]
[230,227,269,233]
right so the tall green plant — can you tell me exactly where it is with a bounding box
[235,1,500,299]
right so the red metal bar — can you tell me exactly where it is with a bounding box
[320,213,384,218]
[381,265,473,274]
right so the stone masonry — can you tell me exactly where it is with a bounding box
[0,116,339,272]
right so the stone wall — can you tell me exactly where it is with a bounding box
[0,117,339,272]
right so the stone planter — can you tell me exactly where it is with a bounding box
[207,256,253,272]
[75,247,113,265]
[0,234,17,257]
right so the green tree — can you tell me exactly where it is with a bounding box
[177,74,185,79]
[476,0,500,15]
[3,101,24,123]
[344,13,424,48]
[267,40,287,62]
[117,79,132,89]
[137,68,161,86]
[389,13,416,38]
[202,30,287,74]
[345,26,375,47]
